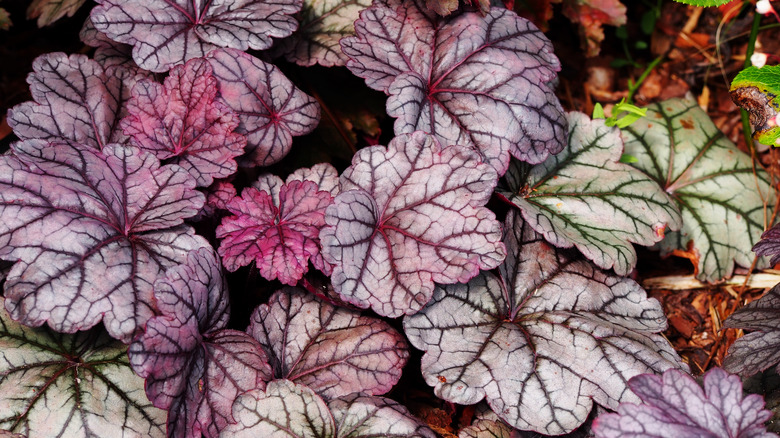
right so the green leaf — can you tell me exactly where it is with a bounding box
[0,298,166,437]
[669,0,735,6]
[730,65,780,146]
[500,112,682,276]
[622,97,777,282]
[26,0,87,27]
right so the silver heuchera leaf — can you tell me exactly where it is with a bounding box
[90,0,302,73]
[7,52,147,149]
[206,49,320,166]
[723,284,780,377]
[592,368,776,438]
[79,15,136,69]
[341,0,566,174]
[0,140,208,342]
[221,379,436,437]
[0,297,166,437]
[320,131,506,317]
[500,112,682,275]
[248,288,409,399]
[129,248,273,438]
[404,210,685,435]
[622,97,777,282]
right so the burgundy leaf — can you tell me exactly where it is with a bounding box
[206,48,320,166]
[90,0,302,73]
[195,179,239,220]
[122,57,246,187]
[7,52,147,149]
[248,288,409,399]
[0,140,207,342]
[341,0,566,174]
[592,368,775,438]
[723,283,780,377]
[320,131,506,317]
[754,223,780,266]
[129,248,273,438]
[217,173,333,284]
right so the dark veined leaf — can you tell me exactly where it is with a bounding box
[248,288,409,399]
[7,52,148,149]
[0,140,208,342]
[592,368,775,438]
[206,48,320,166]
[90,0,302,72]
[122,57,246,187]
[80,16,136,69]
[500,112,681,275]
[320,131,506,317]
[27,0,87,27]
[129,248,272,438]
[340,0,566,174]
[221,379,436,437]
[275,0,373,67]
[723,283,780,378]
[622,97,777,282]
[754,221,780,266]
[0,297,166,437]
[404,210,685,435]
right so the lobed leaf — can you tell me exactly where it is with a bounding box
[0,297,166,437]
[723,283,780,378]
[222,379,436,437]
[206,49,320,166]
[622,97,777,282]
[122,57,246,187]
[0,140,208,342]
[754,222,780,266]
[90,0,302,72]
[501,112,682,275]
[404,210,685,435]
[248,288,409,399]
[592,368,775,438]
[320,131,506,317]
[341,0,566,174]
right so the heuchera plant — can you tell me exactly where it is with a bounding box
[1,0,778,437]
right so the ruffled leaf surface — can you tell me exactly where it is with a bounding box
[501,112,681,275]
[404,210,685,435]
[122,57,246,187]
[754,223,780,266]
[248,288,408,399]
[79,16,136,69]
[7,52,146,149]
[320,131,506,317]
[206,48,320,166]
[129,249,272,438]
[340,0,566,174]
[723,283,780,378]
[221,379,436,437]
[0,297,166,437]
[592,368,775,438]
[0,140,207,342]
[217,172,333,284]
[622,97,776,282]
[90,0,302,72]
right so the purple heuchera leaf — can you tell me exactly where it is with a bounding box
[248,288,409,399]
[90,0,302,73]
[754,223,780,266]
[129,248,273,438]
[0,140,207,342]
[217,170,334,284]
[205,48,320,166]
[122,57,246,187]
[592,368,776,438]
[723,283,780,377]
[320,131,506,317]
[80,15,136,69]
[7,52,148,149]
[340,0,566,174]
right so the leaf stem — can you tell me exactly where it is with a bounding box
[627,55,663,103]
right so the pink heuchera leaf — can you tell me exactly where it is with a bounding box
[248,288,409,399]
[340,0,566,174]
[90,0,302,73]
[320,131,506,317]
[206,49,320,166]
[217,171,334,284]
[129,248,273,438]
[122,58,246,187]
[7,52,148,149]
[0,140,207,342]
[592,368,775,438]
